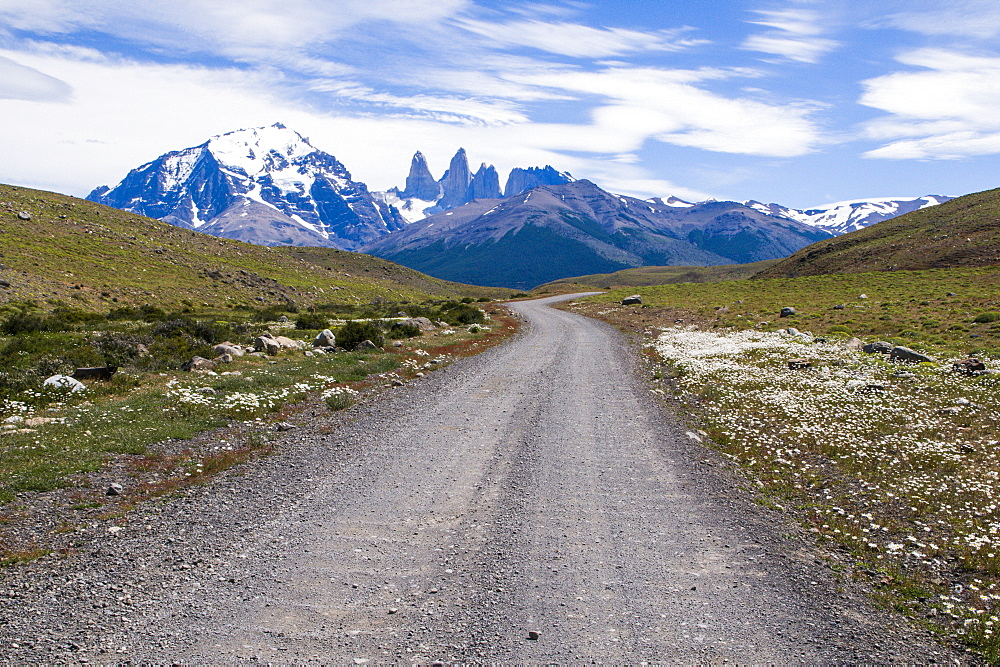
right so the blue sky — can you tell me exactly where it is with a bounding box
[1,0,999,208]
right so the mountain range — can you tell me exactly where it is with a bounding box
[87,123,953,288]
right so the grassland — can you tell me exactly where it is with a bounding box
[539,259,780,290]
[0,184,511,313]
[571,264,1000,658]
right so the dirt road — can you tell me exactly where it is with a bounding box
[0,295,961,663]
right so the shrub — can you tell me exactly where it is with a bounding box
[973,312,1000,324]
[294,313,329,330]
[336,321,385,349]
[828,325,852,335]
[441,303,485,325]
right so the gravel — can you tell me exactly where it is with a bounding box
[0,294,966,663]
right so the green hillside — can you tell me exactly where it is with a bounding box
[0,184,510,312]
[756,187,1000,279]
[540,259,780,290]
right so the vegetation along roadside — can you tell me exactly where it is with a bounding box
[565,265,1000,659]
[0,299,520,567]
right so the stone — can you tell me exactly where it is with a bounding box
[527,630,540,640]
[832,304,845,310]
[254,335,281,355]
[278,315,290,323]
[42,374,86,392]
[213,343,244,357]
[401,317,435,331]
[358,339,379,350]
[181,356,216,372]
[0,279,10,289]
[391,341,403,348]
[859,294,868,299]
[953,358,986,376]
[106,483,123,497]
[841,337,864,352]
[273,335,306,350]
[195,387,216,395]
[275,422,296,432]
[715,305,729,314]
[313,329,337,347]
[214,353,233,364]
[16,211,31,220]
[859,384,886,393]
[862,341,893,354]
[621,295,643,306]
[391,379,404,387]
[889,346,935,363]
[946,292,956,297]
[779,307,796,317]
[787,359,812,370]
[303,350,314,357]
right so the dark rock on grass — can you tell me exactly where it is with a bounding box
[621,295,642,306]
[889,346,935,363]
[182,356,216,372]
[779,306,796,317]
[106,483,124,497]
[953,358,987,376]
[787,359,812,370]
[862,341,893,354]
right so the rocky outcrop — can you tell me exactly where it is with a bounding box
[438,148,473,210]
[504,166,574,197]
[399,151,441,201]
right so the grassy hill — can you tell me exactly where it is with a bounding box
[0,184,510,312]
[756,187,1000,279]
[539,259,780,291]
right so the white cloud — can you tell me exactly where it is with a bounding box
[860,48,1000,159]
[742,8,839,64]
[878,0,1000,39]
[507,66,823,157]
[0,55,72,101]
[453,18,706,58]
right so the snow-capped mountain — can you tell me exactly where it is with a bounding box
[88,123,404,249]
[743,195,952,235]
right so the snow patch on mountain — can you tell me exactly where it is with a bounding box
[743,195,953,235]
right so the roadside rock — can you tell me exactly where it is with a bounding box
[42,375,86,392]
[313,329,337,347]
[401,317,435,332]
[213,343,244,357]
[889,346,935,364]
[621,295,643,306]
[953,358,987,376]
[182,356,217,372]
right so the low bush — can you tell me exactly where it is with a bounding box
[387,322,421,339]
[294,313,329,330]
[973,312,1000,324]
[336,321,385,349]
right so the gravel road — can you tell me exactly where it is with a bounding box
[0,294,964,663]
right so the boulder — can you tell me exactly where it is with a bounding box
[358,339,379,350]
[214,353,233,364]
[182,356,217,372]
[715,305,729,314]
[0,279,10,289]
[841,337,864,352]
[254,335,281,355]
[953,358,987,376]
[862,341,893,354]
[401,317,435,332]
[787,359,812,370]
[16,211,31,221]
[313,329,337,347]
[273,335,306,350]
[779,307,796,318]
[42,374,86,392]
[621,295,643,306]
[213,342,244,357]
[832,304,845,310]
[889,346,935,364]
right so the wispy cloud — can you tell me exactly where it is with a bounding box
[742,7,839,63]
[860,48,1000,159]
[876,0,1000,39]
[453,18,706,58]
